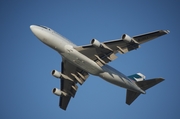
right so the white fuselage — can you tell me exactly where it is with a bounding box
[30,25,145,94]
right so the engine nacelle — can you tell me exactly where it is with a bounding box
[91,39,102,47]
[52,88,67,96]
[51,70,61,78]
[128,73,145,82]
[122,34,133,43]
[51,70,74,82]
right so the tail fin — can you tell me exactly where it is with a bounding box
[126,78,164,105]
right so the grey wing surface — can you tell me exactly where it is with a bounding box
[59,59,89,110]
[74,30,169,66]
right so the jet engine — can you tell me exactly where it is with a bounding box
[51,69,74,82]
[122,34,133,43]
[52,88,67,96]
[51,70,61,78]
[91,39,102,47]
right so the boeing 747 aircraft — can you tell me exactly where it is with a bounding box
[30,25,169,110]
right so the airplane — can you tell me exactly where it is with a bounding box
[30,25,169,110]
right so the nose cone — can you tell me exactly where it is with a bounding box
[30,25,36,34]
[30,25,44,41]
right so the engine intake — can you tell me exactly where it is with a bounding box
[51,70,75,82]
[52,88,67,96]
[122,34,132,43]
[51,70,61,78]
[91,39,102,47]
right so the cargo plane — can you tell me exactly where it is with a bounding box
[30,25,169,110]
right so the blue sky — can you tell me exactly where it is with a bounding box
[0,0,179,118]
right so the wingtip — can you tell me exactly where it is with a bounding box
[164,30,170,34]
[161,78,165,81]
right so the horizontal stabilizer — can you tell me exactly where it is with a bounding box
[126,78,164,105]
[126,90,140,105]
[136,78,164,91]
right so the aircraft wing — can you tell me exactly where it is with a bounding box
[75,30,169,66]
[59,59,89,110]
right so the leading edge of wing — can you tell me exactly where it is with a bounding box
[59,59,89,110]
[75,30,169,50]
[133,30,170,44]
[74,30,169,66]
[133,30,170,39]
[58,61,73,110]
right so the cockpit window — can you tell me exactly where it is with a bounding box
[36,25,49,29]
[37,25,54,32]
[40,25,48,29]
